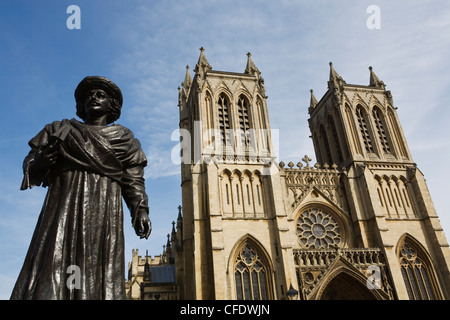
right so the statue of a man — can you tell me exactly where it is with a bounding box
[11,76,151,300]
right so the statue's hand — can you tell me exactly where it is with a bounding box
[133,210,151,239]
[31,140,60,175]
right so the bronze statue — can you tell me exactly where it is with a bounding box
[11,76,151,300]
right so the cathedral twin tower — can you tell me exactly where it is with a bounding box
[174,48,450,300]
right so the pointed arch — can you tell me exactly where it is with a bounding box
[255,95,269,154]
[344,103,363,155]
[241,170,254,213]
[373,174,417,219]
[219,169,265,218]
[251,170,264,214]
[315,262,385,300]
[221,169,233,214]
[203,90,214,147]
[237,94,252,149]
[215,83,234,102]
[355,105,375,154]
[319,123,332,165]
[351,93,370,111]
[398,176,416,217]
[255,95,267,130]
[228,169,243,215]
[372,106,392,155]
[332,106,350,161]
[235,89,252,104]
[229,235,274,300]
[387,107,409,159]
[327,113,344,164]
[374,174,390,216]
[397,234,443,300]
[216,91,233,147]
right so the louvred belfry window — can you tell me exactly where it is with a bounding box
[372,108,391,153]
[238,95,251,148]
[356,107,374,153]
[218,93,231,146]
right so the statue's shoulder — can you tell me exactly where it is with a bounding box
[42,119,72,132]
[109,123,135,138]
[34,120,63,137]
[110,123,129,132]
[28,119,71,149]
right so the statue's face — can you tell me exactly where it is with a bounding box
[84,88,111,120]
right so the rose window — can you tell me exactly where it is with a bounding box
[296,208,341,249]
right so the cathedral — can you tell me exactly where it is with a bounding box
[126,48,450,300]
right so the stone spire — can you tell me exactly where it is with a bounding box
[182,65,192,91]
[308,89,319,114]
[245,52,259,74]
[369,66,385,89]
[176,205,182,229]
[171,221,177,243]
[194,47,212,74]
[143,250,151,281]
[328,62,346,89]
[175,205,183,251]
[244,52,266,97]
[327,62,345,105]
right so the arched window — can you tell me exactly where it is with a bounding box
[256,98,269,153]
[320,124,332,165]
[217,93,231,146]
[204,92,214,147]
[221,171,233,214]
[236,184,240,205]
[387,109,408,158]
[234,243,271,300]
[237,95,251,148]
[256,184,261,205]
[356,106,374,153]
[399,239,441,300]
[328,115,343,164]
[345,104,362,155]
[256,98,266,130]
[372,107,391,154]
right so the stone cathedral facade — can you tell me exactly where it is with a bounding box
[126,49,450,300]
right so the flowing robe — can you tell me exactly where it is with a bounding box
[11,118,148,300]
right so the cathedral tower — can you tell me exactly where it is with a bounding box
[177,48,294,299]
[307,62,450,299]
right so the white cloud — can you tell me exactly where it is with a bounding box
[145,145,180,179]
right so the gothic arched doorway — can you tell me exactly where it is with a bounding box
[319,272,379,300]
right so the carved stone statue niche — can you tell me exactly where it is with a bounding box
[11,76,152,300]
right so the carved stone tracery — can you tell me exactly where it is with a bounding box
[294,247,394,300]
[280,155,347,212]
[297,208,341,249]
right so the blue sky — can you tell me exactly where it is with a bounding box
[1,0,450,299]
